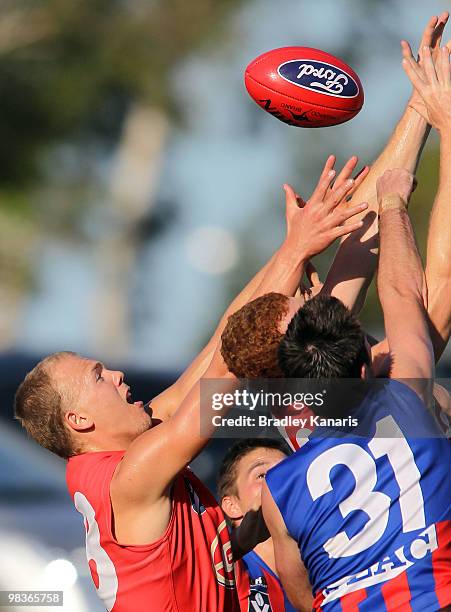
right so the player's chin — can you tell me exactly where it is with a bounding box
[136,422,151,437]
[137,412,152,434]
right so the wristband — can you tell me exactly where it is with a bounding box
[378,193,408,216]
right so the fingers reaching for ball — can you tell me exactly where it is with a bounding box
[402,44,451,132]
[402,15,451,131]
[283,177,368,260]
[284,154,369,221]
[333,156,359,189]
[308,155,369,209]
[308,155,336,203]
[417,13,449,60]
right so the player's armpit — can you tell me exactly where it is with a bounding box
[110,477,173,545]
[261,481,313,612]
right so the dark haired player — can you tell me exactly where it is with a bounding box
[218,438,298,611]
[262,165,451,610]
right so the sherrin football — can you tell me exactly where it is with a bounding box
[244,47,364,128]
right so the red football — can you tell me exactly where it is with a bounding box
[244,47,364,128]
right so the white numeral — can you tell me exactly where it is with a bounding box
[369,416,425,532]
[307,444,390,557]
[74,492,118,611]
[306,416,425,558]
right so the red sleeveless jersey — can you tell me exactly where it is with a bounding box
[66,450,240,611]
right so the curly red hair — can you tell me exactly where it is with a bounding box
[220,292,289,378]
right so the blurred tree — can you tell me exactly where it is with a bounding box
[0,0,245,353]
[0,0,243,185]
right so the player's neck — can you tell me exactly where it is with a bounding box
[80,436,130,453]
[253,537,277,575]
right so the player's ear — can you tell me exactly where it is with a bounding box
[65,410,94,432]
[221,495,243,521]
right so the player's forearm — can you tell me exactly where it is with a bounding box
[378,198,424,308]
[187,244,301,378]
[354,106,429,214]
[251,239,307,299]
[168,356,236,458]
[325,106,429,313]
[283,584,312,612]
[276,555,313,612]
[426,131,451,283]
[152,249,281,421]
[213,251,279,339]
[425,129,451,358]
[152,237,305,421]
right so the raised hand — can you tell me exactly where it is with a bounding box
[402,41,451,133]
[290,155,369,209]
[405,13,449,120]
[284,155,369,259]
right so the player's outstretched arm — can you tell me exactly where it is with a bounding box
[151,158,367,420]
[261,481,313,612]
[425,129,451,360]
[150,251,282,421]
[376,169,434,400]
[322,13,449,315]
[109,181,368,543]
[402,41,451,360]
[124,167,368,479]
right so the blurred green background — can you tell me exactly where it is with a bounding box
[0,0,448,371]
